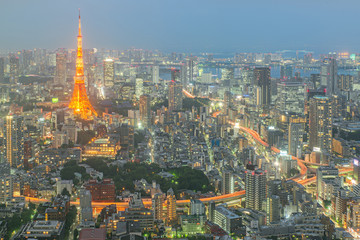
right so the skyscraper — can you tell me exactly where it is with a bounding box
[338,74,353,92]
[310,73,321,89]
[152,65,159,85]
[68,11,97,119]
[79,188,93,222]
[245,166,267,211]
[222,68,234,88]
[9,55,19,84]
[152,193,164,221]
[222,170,234,194]
[185,58,194,85]
[166,188,177,225]
[0,175,13,204]
[103,59,114,87]
[4,115,24,168]
[288,122,304,157]
[309,96,332,154]
[280,64,293,80]
[253,67,271,107]
[135,78,143,100]
[223,91,232,115]
[320,58,338,95]
[0,58,4,82]
[168,70,183,112]
[55,51,67,85]
[266,195,280,224]
[353,158,360,183]
[316,165,339,200]
[276,82,305,114]
[139,95,151,128]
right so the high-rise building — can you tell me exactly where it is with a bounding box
[316,165,339,200]
[85,179,115,202]
[53,131,69,148]
[213,205,241,234]
[120,193,154,231]
[222,68,234,88]
[152,65,159,84]
[68,12,97,119]
[21,50,33,73]
[185,58,194,85]
[332,95,346,119]
[0,175,13,204]
[253,67,271,107]
[168,71,183,112]
[288,122,304,157]
[338,74,353,92]
[310,73,321,89]
[0,57,4,82]
[9,55,19,84]
[309,96,332,154]
[152,193,164,221]
[320,58,338,95]
[223,91,232,115]
[103,59,114,87]
[139,95,151,128]
[353,158,360,183]
[135,78,143,100]
[303,53,313,64]
[208,201,215,222]
[280,64,293,80]
[166,188,177,225]
[55,51,67,85]
[171,68,180,82]
[222,170,234,195]
[276,82,305,114]
[245,166,267,211]
[79,188,93,222]
[266,195,280,224]
[190,199,205,216]
[4,115,24,168]
[200,72,212,83]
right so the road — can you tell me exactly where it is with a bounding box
[24,90,353,212]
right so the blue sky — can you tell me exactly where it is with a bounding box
[0,0,359,53]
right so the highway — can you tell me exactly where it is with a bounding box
[23,90,353,212]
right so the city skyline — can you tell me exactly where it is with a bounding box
[1,1,360,239]
[1,0,360,53]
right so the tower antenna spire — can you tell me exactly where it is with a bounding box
[78,8,81,36]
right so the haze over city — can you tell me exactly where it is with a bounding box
[1,1,360,240]
[1,0,360,53]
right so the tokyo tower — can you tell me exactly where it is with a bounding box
[69,11,97,119]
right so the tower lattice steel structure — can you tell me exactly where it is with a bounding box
[69,11,97,119]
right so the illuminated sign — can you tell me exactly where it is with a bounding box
[280,150,287,156]
[354,159,359,166]
[52,98,59,103]
[313,147,321,152]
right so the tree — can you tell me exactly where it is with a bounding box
[61,188,71,197]
[134,131,146,148]
[73,229,79,240]
[60,141,74,149]
[77,130,96,145]
[290,168,300,176]
[64,206,77,239]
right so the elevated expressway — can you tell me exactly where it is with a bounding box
[23,90,353,212]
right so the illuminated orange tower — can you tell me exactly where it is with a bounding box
[69,11,97,119]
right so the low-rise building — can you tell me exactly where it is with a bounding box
[14,220,65,240]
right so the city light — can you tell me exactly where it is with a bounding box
[0,3,358,239]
